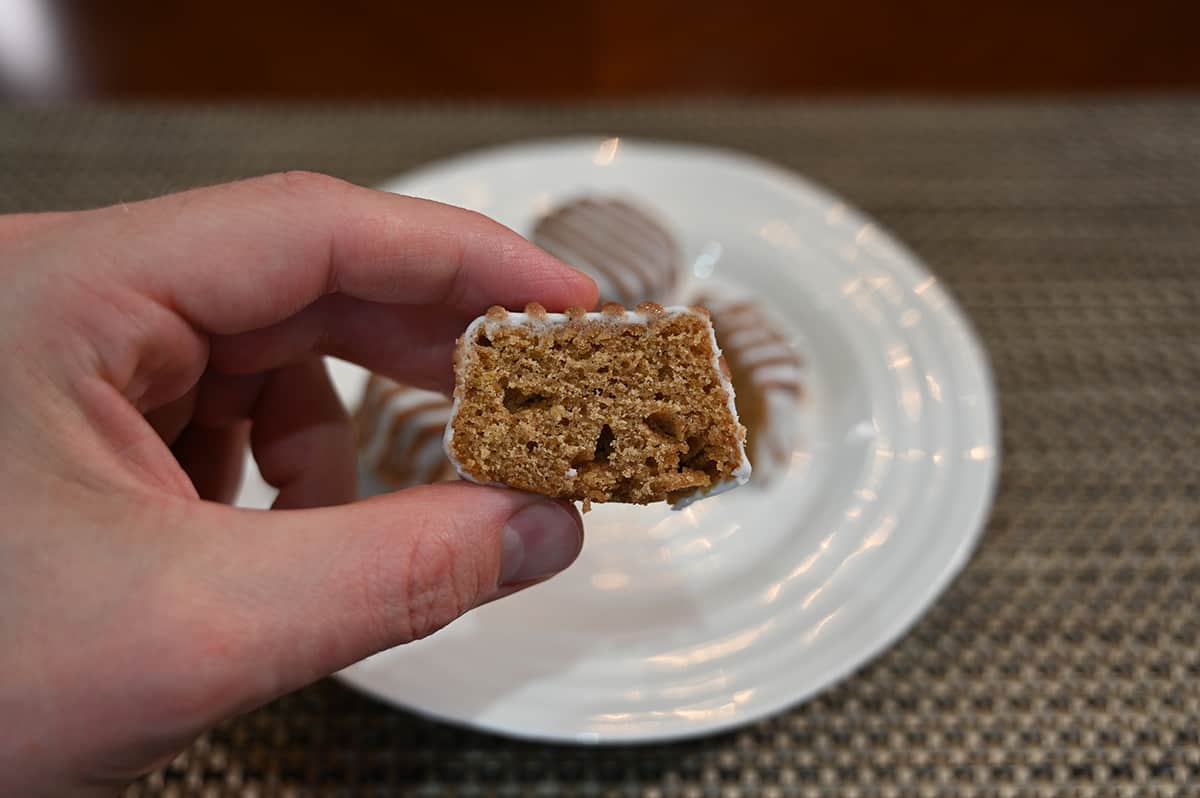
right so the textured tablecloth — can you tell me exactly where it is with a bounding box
[2,101,1197,797]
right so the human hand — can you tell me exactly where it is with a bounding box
[0,172,598,796]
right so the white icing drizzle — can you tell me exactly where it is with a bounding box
[358,380,456,489]
[532,197,682,307]
[760,390,800,469]
[693,292,804,483]
[726,325,777,348]
[361,393,450,465]
[670,309,753,509]
[544,212,663,287]
[443,306,751,508]
[750,363,805,385]
[530,235,638,305]
[738,341,800,367]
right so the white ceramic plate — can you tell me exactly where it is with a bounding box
[235,138,998,744]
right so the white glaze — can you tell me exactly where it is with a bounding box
[725,325,776,348]
[750,363,804,385]
[443,306,751,508]
[358,381,456,488]
[360,388,452,465]
[739,340,799,366]
[695,291,805,483]
[533,197,682,307]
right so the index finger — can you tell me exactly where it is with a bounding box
[67,171,598,336]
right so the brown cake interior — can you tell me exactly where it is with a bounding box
[447,306,747,507]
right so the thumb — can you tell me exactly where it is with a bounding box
[165,482,582,718]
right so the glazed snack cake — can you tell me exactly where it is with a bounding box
[532,197,683,308]
[354,375,457,489]
[444,302,751,509]
[692,292,804,483]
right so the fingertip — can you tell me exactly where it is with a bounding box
[556,264,600,312]
[510,252,600,314]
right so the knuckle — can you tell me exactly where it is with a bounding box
[357,517,486,646]
[261,170,349,199]
[460,207,495,228]
[400,529,472,642]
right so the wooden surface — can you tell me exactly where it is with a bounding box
[11,0,1200,100]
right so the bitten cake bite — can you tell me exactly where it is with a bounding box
[532,197,683,307]
[693,292,803,483]
[444,302,750,509]
[354,375,457,489]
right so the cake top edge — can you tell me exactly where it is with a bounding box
[481,302,712,324]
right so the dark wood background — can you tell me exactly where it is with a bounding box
[6,0,1200,100]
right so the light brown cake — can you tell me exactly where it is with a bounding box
[444,302,751,509]
[532,197,683,307]
[353,375,457,489]
[693,292,803,483]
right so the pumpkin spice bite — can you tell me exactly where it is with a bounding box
[444,302,751,510]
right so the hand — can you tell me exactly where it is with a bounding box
[0,172,598,796]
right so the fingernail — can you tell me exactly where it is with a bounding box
[500,501,582,586]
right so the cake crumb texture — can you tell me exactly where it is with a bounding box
[447,305,749,507]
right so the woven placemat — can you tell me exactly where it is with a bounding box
[2,101,1197,796]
